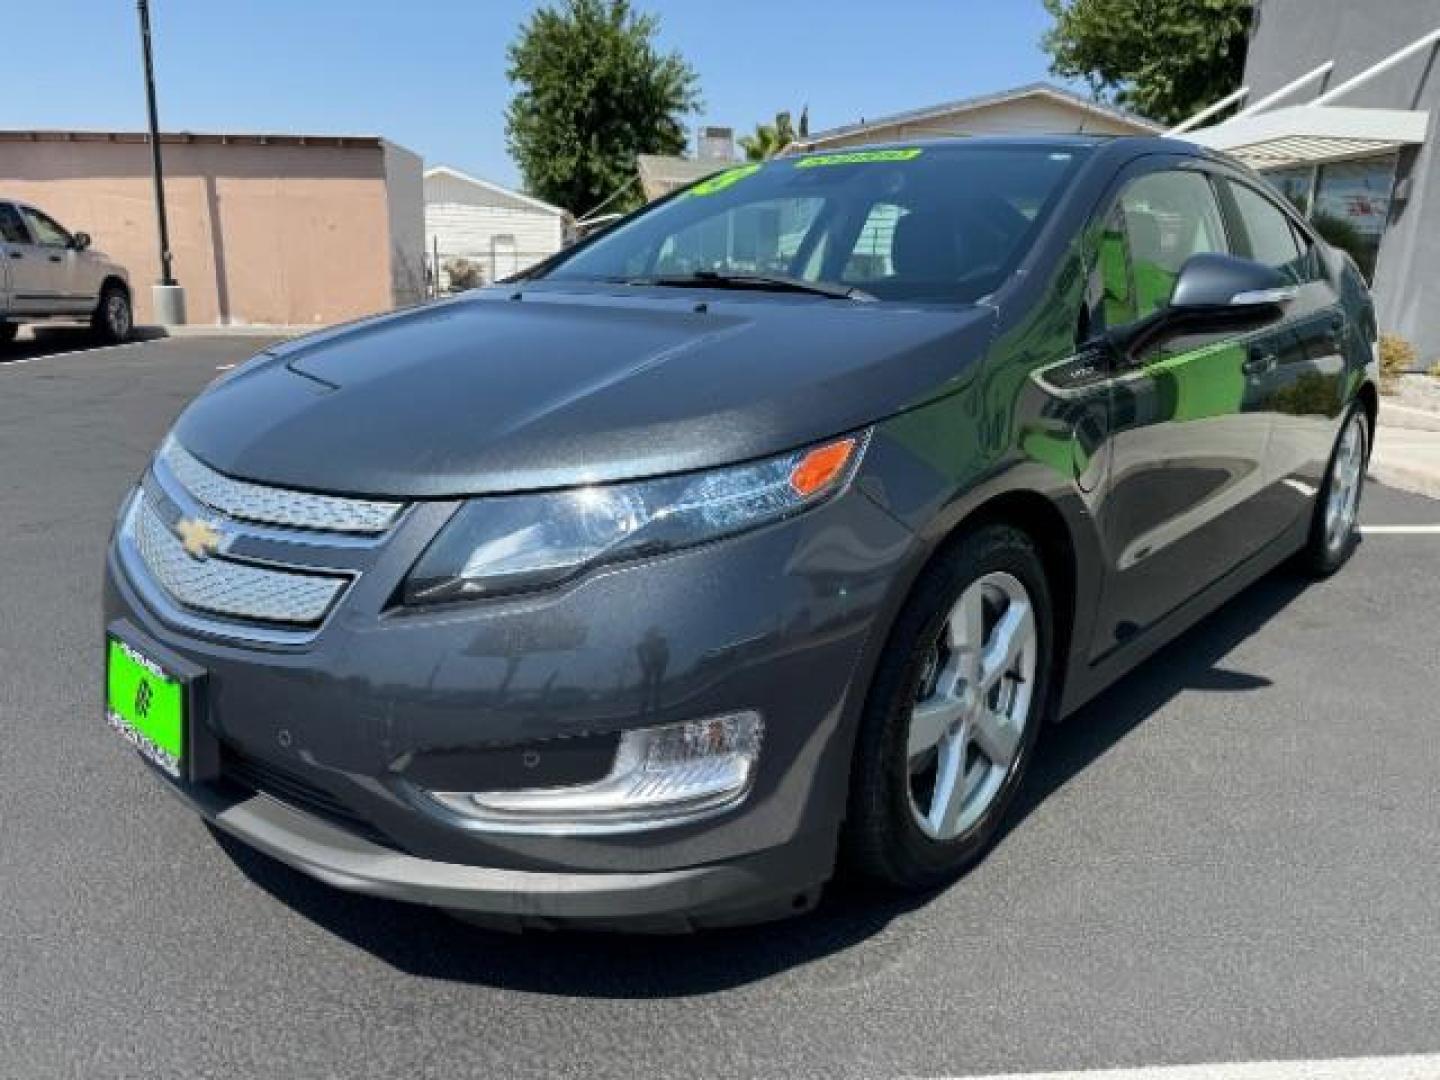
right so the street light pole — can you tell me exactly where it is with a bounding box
[136,0,185,322]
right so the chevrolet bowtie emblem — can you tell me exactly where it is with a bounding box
[175,516,224,561]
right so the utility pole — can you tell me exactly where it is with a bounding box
[136,0,186,323]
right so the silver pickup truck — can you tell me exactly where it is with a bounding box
[1,200,133,344]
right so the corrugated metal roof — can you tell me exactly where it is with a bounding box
[0,129,391,149]
[1185,105,1430,168]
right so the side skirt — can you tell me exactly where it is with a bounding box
[1057,510,1311,718]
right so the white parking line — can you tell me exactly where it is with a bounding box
[1362,525,1440,535]
[0,340,149,368]
[951,1052,1440,1080]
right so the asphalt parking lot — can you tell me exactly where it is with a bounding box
[4,335,1440,1079]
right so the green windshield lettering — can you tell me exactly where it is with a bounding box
[685,164,762,197]
[795,148,924,169]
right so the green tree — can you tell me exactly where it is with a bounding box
[1043,0,1252,126]
[739,111,799,161]
[506,0,701,214]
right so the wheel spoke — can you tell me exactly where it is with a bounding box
[980,600,1032,691]
[945,582,986,688]
[927,735,967,837]
[908,697,961,763]
[970,706,1020,769]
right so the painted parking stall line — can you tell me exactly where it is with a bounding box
[950,1052,1440,1080]
[1361,525,1440,535]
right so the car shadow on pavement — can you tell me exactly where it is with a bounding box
[0,325,167,364]
[216,564,1313,996]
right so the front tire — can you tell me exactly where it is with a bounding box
[1302,404,1369,577]
[92,284,133,344]
[845,523,1054,891]
[0,321,16,344]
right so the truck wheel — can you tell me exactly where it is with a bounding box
[92,285,133,344]
[0,322,16,344]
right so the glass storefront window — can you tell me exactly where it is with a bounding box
[1310,155,1398,281]
[1261,154,1398,283]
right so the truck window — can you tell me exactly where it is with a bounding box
[0,204,28,245]
[20,207,72,248]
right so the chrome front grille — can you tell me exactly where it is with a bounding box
[129,495,345,625]
[158,437,402,535]
[118,438,409,641]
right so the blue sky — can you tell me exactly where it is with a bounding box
[4,0,1077,189]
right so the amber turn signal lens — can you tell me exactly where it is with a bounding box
[788,437,859,498]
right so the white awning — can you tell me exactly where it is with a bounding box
[1185,104,1430,170]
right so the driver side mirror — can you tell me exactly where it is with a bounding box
[71,232,92,251]
[1106,252,1295,361]
[1168,252,1296,311]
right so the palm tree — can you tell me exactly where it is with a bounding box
[739,110,799,161]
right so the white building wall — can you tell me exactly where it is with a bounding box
[423,170,565,286]
[426,202,563,266]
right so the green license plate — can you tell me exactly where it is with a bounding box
[106,636,185,779]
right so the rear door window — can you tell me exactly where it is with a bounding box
[0,204,30,245]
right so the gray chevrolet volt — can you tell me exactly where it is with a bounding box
[105,137,1378,930]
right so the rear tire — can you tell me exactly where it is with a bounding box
[1302,404,1368,577]
[844,523,1054,891]
[92,284,133,344]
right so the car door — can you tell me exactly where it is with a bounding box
[18,205,89,314]
[1217,176,1349,525]
[1088,163,1292,655]
[1,202,58,313]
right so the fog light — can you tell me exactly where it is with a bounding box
[422,712,763,835]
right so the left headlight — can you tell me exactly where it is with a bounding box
[404,431,869,605]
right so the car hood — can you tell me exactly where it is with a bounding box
[173,284,994,499]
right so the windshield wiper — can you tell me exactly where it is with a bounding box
[625,270,874,302]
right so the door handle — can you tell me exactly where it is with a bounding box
[48,254,62,263]
[1242,350,1277,376]
[8,251,21,260]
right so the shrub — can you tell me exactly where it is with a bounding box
[444,258,485,292]
[1379,334,1417,394]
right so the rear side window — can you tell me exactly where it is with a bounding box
[0,204,27,245]
[1226,181,1310,283]
[1093,169,1229,328]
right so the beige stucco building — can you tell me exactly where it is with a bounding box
[0,130,424,327]
[790,82,1159,151]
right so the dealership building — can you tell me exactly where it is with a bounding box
[1184,1,1440,364]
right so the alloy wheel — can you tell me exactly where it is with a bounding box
[906,570,1037,841]
[1324,413,1366,555]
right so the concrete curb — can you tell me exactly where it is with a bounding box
[1370,458,1440,500]
[1379,401,1440,432]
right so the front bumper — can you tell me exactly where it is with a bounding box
[171,777,824,931]
[104,477,922,925]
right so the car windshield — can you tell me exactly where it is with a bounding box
[539,144,1090,303]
